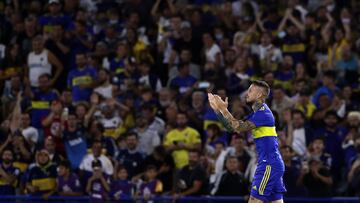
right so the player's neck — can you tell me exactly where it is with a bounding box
[252,100,264,111]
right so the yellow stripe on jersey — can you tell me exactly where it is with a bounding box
[31,101,50,109]
[115,68,124,74]
[13,162,28,172]
[282,43,305,53]
[252,126,277,139]
[32,178,56,191]
[72,76,93,86]
[259,165,271,195]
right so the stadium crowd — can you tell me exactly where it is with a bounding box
[0,0,359,201]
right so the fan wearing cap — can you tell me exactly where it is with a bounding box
[38,0,71,34]
[25,149,57,199]
[86,159,110,203]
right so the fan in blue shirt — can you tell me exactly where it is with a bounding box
[170,63,197,94]
[67,53,97,102]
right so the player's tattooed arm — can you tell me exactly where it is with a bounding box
[217,109,256,133]
[215,112,234,132]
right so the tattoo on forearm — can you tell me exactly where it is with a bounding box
[216,110,256,133]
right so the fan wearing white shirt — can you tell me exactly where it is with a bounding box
[21,112,39,152]
[251,32,283,71]
[134,116,160,156]
[203,33,223,67]
[284,110,312,156]
[94,69,118,99]
[79,141,114,176]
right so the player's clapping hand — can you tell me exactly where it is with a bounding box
[208,93,219,111]
[208,93,229,111]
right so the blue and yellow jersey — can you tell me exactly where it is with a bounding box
[0,165,20,195]
[246,103,283,166]
[67,67,97,102]
[26,163,57,195]
[109,58,126,76]
[30,89,59,128]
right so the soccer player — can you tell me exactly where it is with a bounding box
[208,80,286,203]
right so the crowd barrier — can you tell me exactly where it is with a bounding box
[0,195,359,203]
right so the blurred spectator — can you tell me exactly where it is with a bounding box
[80,141,114,178]
[251,31,283,72]
[98,99,122,139]
[44,136,63,166]
[116,132,145,179]
[203,32,222,67]
[138,61,162,92]
[169,62,197,95]
[87,120,117,158]
[26,35,63,88]
[26,73,59,129]
[134,115,160,156]
[315,111,346,175]
[56,160,82,196]
[143,146,175,193]
[164,112,201,169]
[280,145,308,197]
[302,158,333,197]
[86,159,110,203]
[169,48,201,81]
[347,134,360,196]
[229,135,253,174]
[26,149,57,199]
[294,88,316,119]
[211,155,249,196]
[0,134,32,173]
[227,57,251,95]
[284,110,313,156]
[63,113,87,169]
[141,105,166,137]
[20,111,39,152]
[0,149,21,195]
[271,85,293,117]
[137,165,163,200]
[110,166,133,200]
[312,71,339,108]
[94,69,117,99]
[39,0,71,34]
[67,52,97,103]
[205,124,228,155]
[174,150,207,197]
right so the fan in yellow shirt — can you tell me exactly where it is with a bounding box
[164,112,201,169]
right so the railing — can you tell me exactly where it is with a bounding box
[0,195,359,202]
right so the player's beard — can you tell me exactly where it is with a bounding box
[245,99,254,106]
